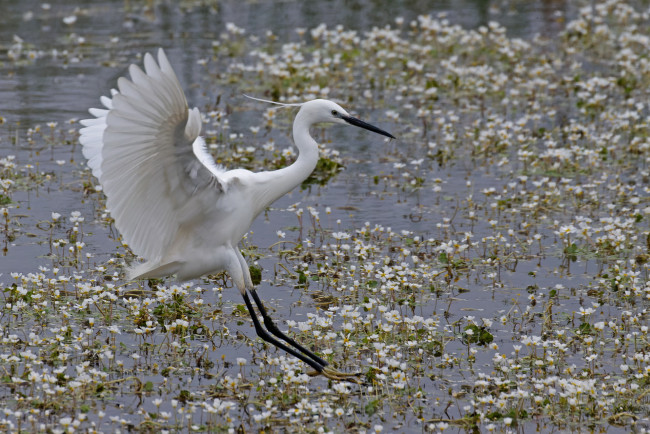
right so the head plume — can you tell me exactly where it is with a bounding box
[243,94,304,108]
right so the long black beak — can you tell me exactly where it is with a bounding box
[341,114,396,139]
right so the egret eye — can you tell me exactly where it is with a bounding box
[331,110,338,117]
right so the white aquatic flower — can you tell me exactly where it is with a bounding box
[62,15,77,25]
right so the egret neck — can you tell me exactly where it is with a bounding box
[253,106,319,211]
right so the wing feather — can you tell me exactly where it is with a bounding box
[193,136,225,178]
[79,48,226,261]
[88,108,108,118]
[100,95,113,109]
[185,107,202,139]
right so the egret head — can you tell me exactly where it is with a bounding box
[244,95,395,139]
[301,99,396,139]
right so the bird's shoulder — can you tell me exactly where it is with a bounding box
[219,168,256,190]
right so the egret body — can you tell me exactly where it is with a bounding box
[80,49,394,377]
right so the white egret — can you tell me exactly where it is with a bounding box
[79,48,394,379]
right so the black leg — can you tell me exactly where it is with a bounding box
[249,289,329,368]
[242,292,326,372]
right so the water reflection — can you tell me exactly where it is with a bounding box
[0,0,570,134]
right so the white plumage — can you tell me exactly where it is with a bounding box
[79,48,394,377]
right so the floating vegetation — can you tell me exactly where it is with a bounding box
[1,0,650,432]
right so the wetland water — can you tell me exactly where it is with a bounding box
[1,0,649,432]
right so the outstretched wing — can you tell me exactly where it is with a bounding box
[79,48,226,261]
